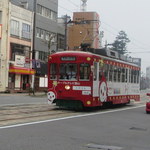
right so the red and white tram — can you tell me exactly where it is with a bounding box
[47,50,140,109]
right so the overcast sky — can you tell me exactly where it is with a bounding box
[58,0,150,74]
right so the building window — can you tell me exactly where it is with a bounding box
[37,4,42,14]
[57,34,65,49]
[45,8,51,18]
[41,30,45,39]
[51,11,57,21]
[10,44,25,61]
[36,28,56,44]
[45,31,50,41]
[37,4,57,21]
[10,20,19,36]
[36,28,41,38]
[39,51,48,61]
[36,28,45,39]
[22,23,31,39]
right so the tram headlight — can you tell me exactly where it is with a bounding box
[65,85,71,90]
[87,101,91,105]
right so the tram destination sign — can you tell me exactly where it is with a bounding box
[61,56,76,61]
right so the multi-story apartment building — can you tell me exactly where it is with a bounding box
[0,0,65,92]
[67,12,100,50]
[8,4,34,92]
[11,0,65,92]
[0,1,34,92]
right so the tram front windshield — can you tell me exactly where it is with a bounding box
[60,64,77,80]
[50,63,90,81]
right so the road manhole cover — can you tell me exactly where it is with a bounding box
[86,143,123,150]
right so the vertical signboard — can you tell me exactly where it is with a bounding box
[15,55,25,67]
[0,24,2,39]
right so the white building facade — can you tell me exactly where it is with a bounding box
[0,1,34,92]
[0,0,10,92]
[8,4,34,92]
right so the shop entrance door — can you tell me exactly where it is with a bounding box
[22,75,29,90]
[8,74,15,90]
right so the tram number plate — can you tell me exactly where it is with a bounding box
[61,57,76,61]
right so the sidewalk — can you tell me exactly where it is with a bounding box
[0,92,47,106]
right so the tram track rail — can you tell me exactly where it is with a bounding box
[0,103,80,127]
[0,92,147,127]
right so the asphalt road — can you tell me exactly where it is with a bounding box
[0,103,149,150]
[0,91,149,150]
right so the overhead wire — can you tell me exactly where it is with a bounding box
[45,0,76,14]
[58,0,79,14]
[48,0,150,55]
[101,20,150,53]
[66,0,80,8]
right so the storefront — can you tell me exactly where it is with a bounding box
[8,66,35,92]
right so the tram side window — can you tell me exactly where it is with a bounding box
[137,70,140,83]
[131,69,139,83]
[129,69,131,83]
[133,70,137,83]
[93,62,97,81]
[103,64,109,81]
[80,63,90,80]
[131,69,135,83]
[114,67,118,82]
[50,63,57,80]
[122,68,125,82]
[59,63,77,80]
[125,69,128,82]
[118,67,121,82]
[109,65,113,81]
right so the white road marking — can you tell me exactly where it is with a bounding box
[0,104,145,130]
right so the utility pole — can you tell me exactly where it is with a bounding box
[81,0,87,12]
[64,15,71,50]
[99,31,104,48]
[31,0,37,95]
[64,14,67,50]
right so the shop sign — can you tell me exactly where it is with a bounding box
[24,63,30,68]
[15,55,25,67]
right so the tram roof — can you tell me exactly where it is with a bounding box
[50,50,140,68]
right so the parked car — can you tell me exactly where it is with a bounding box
[146,93,150,114]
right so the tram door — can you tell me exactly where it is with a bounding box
[93,62,99,97]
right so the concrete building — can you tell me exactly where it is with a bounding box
[0,1,34,92]
[0,0,10,92]
[8,4,34,92]
[146,67,150,79]
[0,0,65,92]
[11,0,64,91]
[67,12,100,50]
[11,0,65,91]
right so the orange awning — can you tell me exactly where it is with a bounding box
[9,66,35,75]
